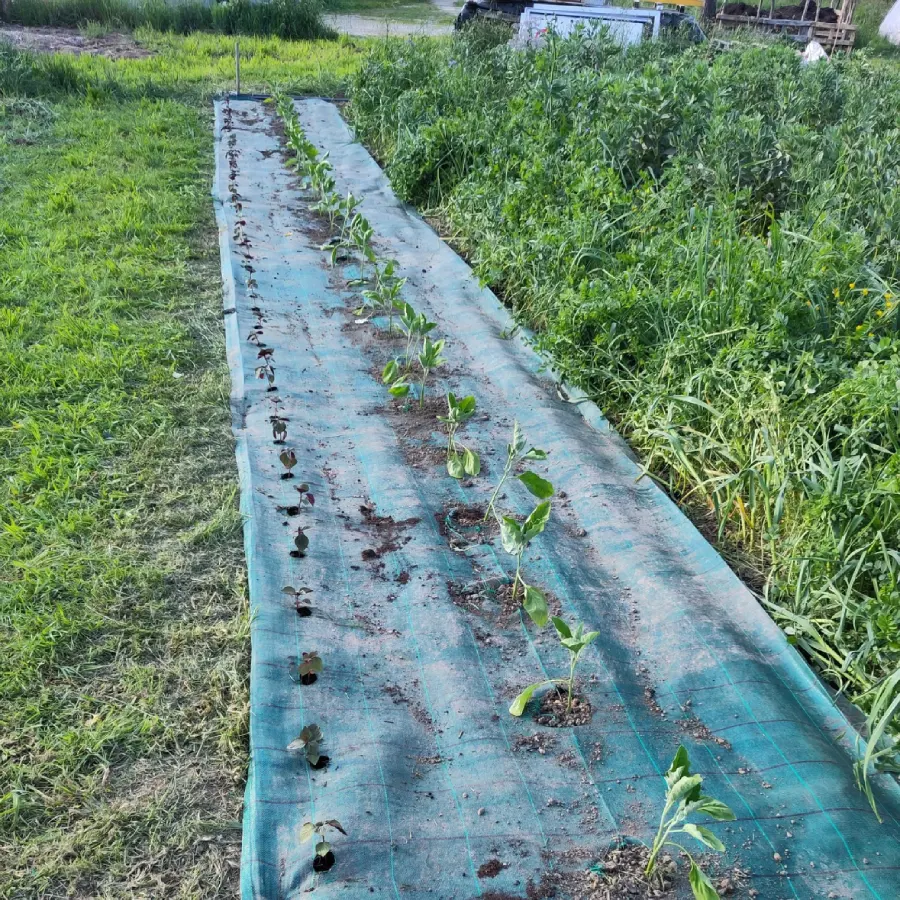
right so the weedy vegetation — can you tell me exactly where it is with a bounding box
[510,617,599,716]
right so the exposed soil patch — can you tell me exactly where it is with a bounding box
[358,502,420,560]
[437,501,497,549]
[0,25,152,59]
[512,732,557,755]
[478,858,506,878]
[679,716,732,750]
[385,394,448,441]
[535,688,592,728]
[448,577,560,623]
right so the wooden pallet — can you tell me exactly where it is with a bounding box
[715,13,856,49]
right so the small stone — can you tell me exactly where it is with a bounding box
[478,807,485,816]
[773,853,782,862]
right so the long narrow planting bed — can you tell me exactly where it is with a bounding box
[214,98,900,900]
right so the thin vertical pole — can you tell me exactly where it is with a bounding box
[235,41,241,97]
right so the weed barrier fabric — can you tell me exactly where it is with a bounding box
[213,98,900,900]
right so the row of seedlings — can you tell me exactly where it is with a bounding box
[269,94,736,898]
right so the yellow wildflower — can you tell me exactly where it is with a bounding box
[876,310,884,317]
[862,288,869,296]
[849,282,856,289]
[833,288,840,298]
[886,292,894,300]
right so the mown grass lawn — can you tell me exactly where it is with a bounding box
[0,33,361,899]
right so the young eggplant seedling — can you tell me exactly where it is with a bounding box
[417,335,446,408]
[298,650,323,684]
[500,499,552,626]
[279,449,297,479]
[287,723,327,768]
[438,393,480,479]
[398,302,436,366]
[485,420,550,521]
[645,745,736,899]
[510,617,599,716]
[300,819,346,872]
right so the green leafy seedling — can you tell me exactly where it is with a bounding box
[438,393,479,479]
[287,724,324,765]
[510,616,599,716]
[300,818,346,865]
[293,526,310,556]
[645,746,736,899]
[298,651,322,684]
[271,416,287,443]
[382,359,411,398]
[486,420,550,521]
[500,499,552,626]
[417,335,446,408]
[279,449,297,479]
[297,481,315,507]
[398,302,437,366]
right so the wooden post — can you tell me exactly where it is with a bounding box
[235,41,241,97]
[702,0,717,22]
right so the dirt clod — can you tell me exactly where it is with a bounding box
[535,688,592,727]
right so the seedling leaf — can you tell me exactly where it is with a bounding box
[518,471,554,499]
[523,584,549,627]
[315,840,331,857]
[500,517,524,555]
[448,452,466,479]
[509,681,547,717]
[682,824,725,853]
[299,823,315,843]
[688,860,719,900]
[523,500,551,540]
[463,448,480,476]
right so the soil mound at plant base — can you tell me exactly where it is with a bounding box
[215,98,900,899]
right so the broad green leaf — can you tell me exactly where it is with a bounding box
[524,448,547,460]
[299,823,315,843]
[463,448,480,476]
[669,745,692,778]
[458,395,477,416]
[688,860,719,900]
[382,360,399,383]
[509,681,548,717]
[447,453,466,480]
[523,500,551,540]
[306,745,321,766]
[523,584,549,627]
[510,421,525,455]
[691,797,736,821]
[315,840,331,857]
[551,616,572,639]
[682,823,725,852]
[581,630,601,648]
[388,383,410,397]
[324,819,346,834]
[500,517,524,555]
[287,736,306,751]
[670,773,703,805]
[294,532,310,552]
[518,471,554,499]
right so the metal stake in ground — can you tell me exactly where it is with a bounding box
[235,41,241,97]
